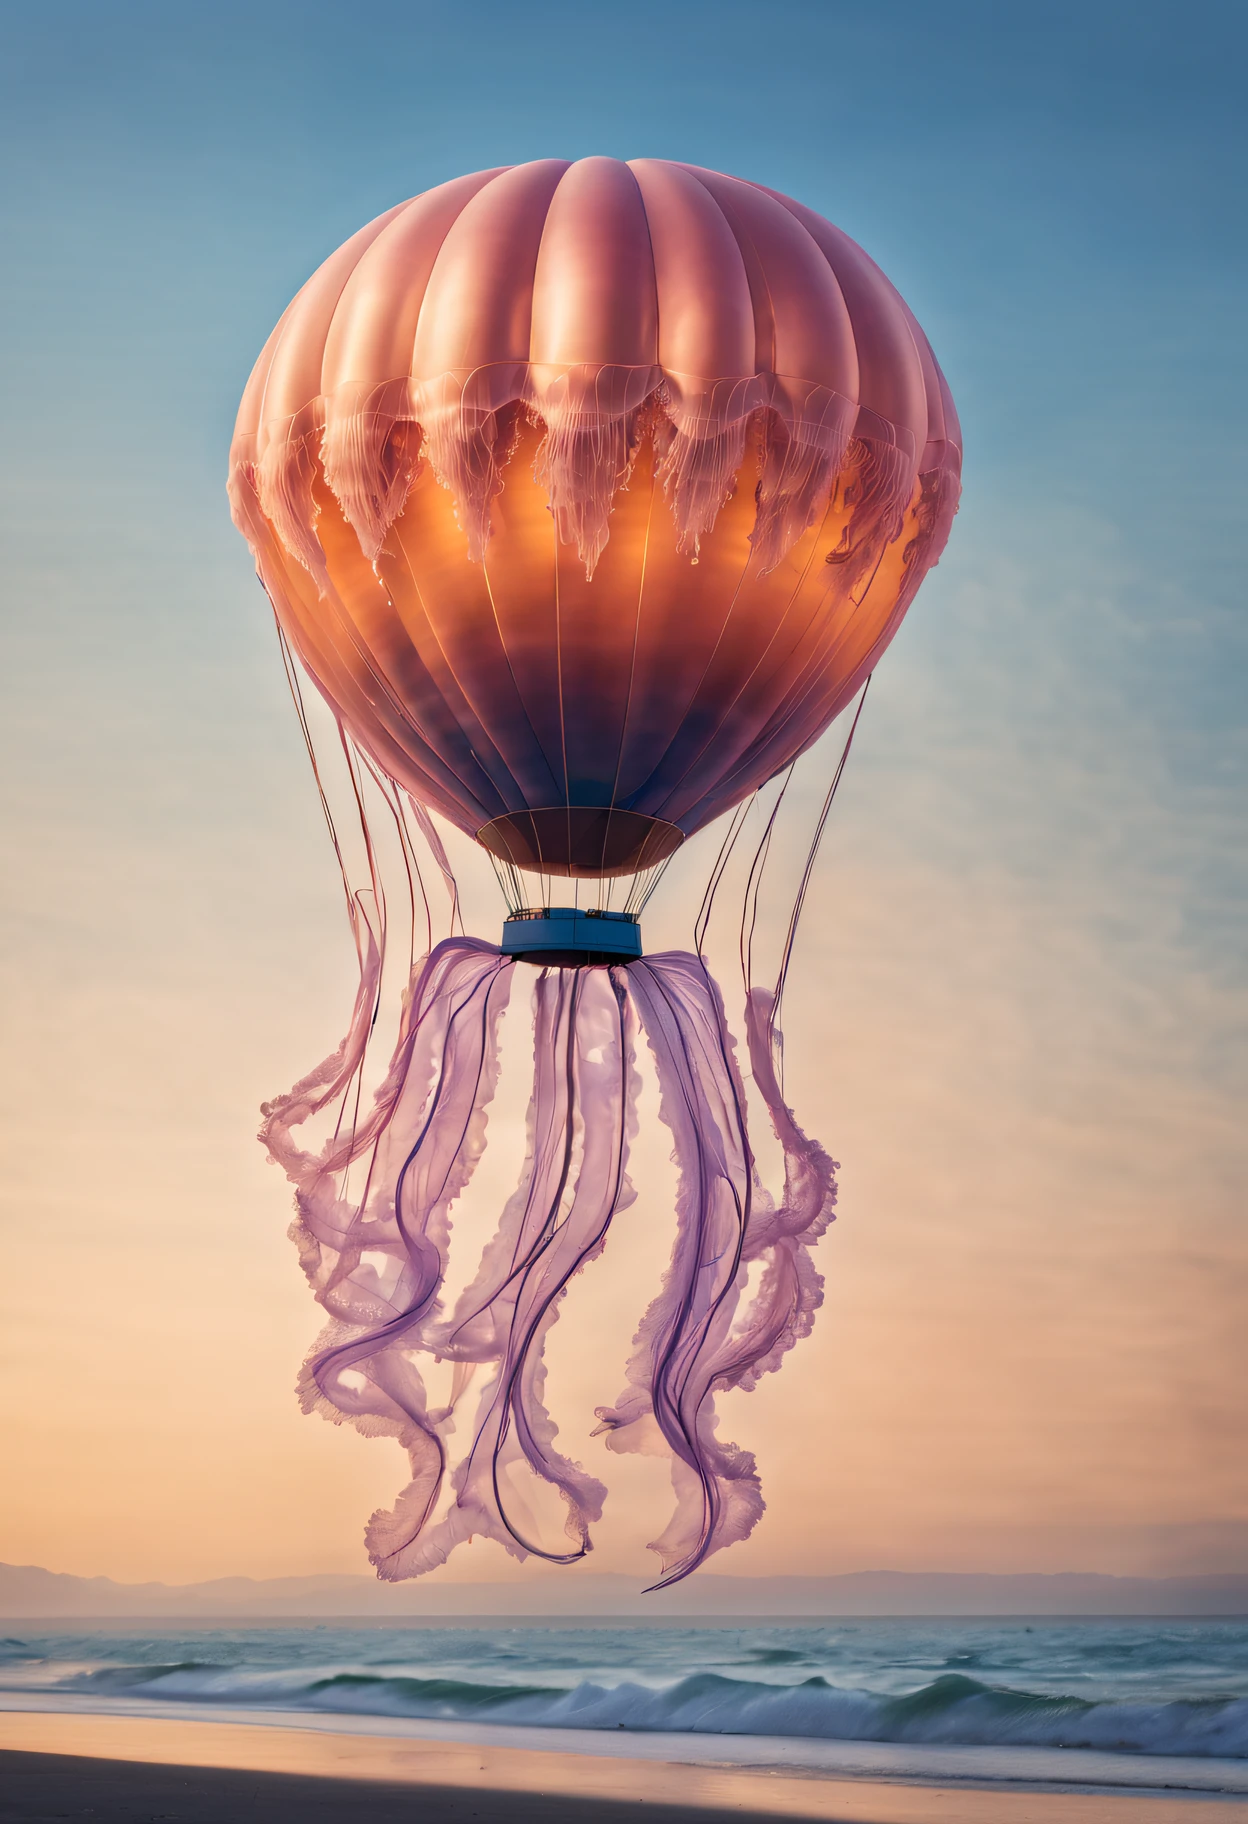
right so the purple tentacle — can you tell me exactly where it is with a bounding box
[265,927,831,1587]
[731,985,839,1388]
[260,936,514,1572]
[597,953,756,1585]
[597,954,837,1586]
[391,967,639,1576]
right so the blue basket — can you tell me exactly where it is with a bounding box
[501,907,642,964]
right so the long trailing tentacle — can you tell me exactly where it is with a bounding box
[266,933,832,1587]
[383,966,639,1577]
[598,950,836,1587]
[596,954,755,1585]
[259,936,514,1569]
[734,983,839,1385]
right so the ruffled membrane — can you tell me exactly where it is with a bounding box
[232,362,866,585]
[261,941,835,1585]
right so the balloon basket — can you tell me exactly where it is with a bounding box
[501,906,642,966]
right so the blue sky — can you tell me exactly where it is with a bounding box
[1,0,1245,1582]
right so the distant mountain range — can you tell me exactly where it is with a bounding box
[3,1562,1246,1619]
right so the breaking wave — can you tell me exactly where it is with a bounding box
[38,1661,1248,1758]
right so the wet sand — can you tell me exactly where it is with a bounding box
[1,1713,1246,1822]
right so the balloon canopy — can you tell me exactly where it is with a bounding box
[229,158,960,878]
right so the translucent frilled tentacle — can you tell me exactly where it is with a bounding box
[263,929,831,1587]
[736,985,839,1379]
[596,953,837,1587]
[262,944,644,1581]
[259,936,513,1566]
[392,966,639,1576]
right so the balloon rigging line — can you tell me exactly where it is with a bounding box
[352,742,431,968]
[770,672,871,1047]
[488,849,525,914]
[332,733,390,1200]
[389,779,435,962]
[740,762,798,1000]
[693,795,756,960]
[273,613,355,928]
[273,618,387,1199]
[339,725,387,938]
[625,849,676,917]
[406,795,465,937]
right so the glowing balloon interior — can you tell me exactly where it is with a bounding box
[230,158,959,1586]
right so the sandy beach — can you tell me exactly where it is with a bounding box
[2,1713,1247,1823]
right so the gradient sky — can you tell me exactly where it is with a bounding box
[1,0,1245,1588]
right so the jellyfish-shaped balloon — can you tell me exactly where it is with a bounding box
[228,159,960,1586]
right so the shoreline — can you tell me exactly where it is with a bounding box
[3,1708,1248,1823]
[4,1694,1248,1796]
[9,1611,1248,1630]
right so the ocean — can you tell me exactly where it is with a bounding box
[3,1616,1247,1793]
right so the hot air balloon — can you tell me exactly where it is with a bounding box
[229,158,960,1587]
